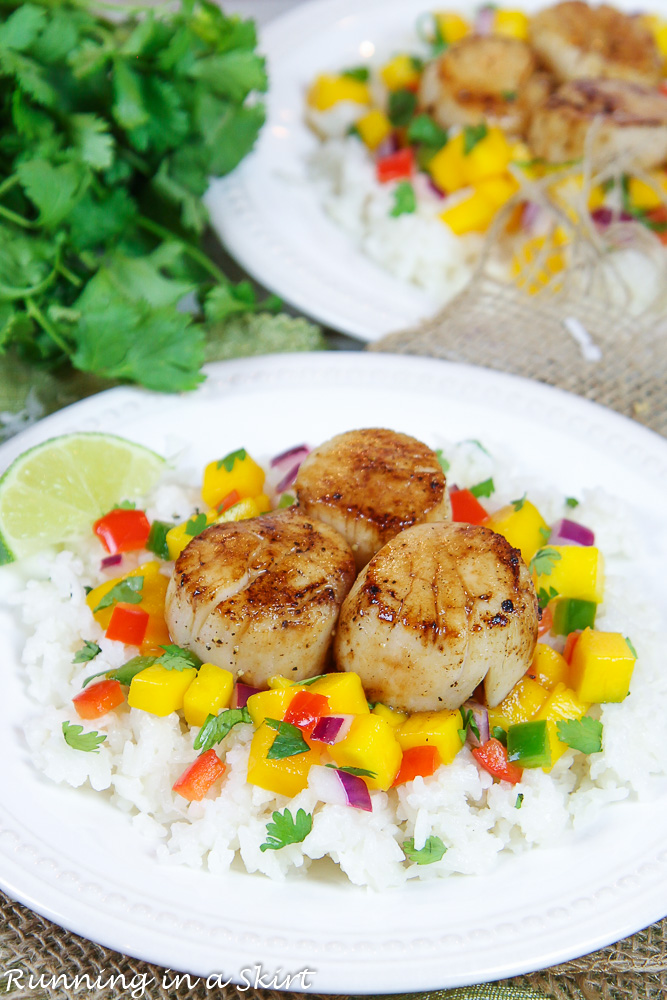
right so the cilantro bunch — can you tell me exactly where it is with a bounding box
[0,0,275,393]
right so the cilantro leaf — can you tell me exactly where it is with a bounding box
[556,716,603,754]
[341,66,369,82]
[72,640,101,664]
[260,807,312,852]
[325,764,377,778]
[390,181,416,218]
[501,90,517,101]
[406,114,447,150]
[435,449,450,473]
[492,726,508,746]
[82,654,155,688]
[511,493,527,512]
[62,720,106,753]
[146,520,175,560]
[463,123,488,155]
[388,88,417,127]
[625,636,638,659]
[265,718,310,759]
[458,707,480,744]
[402,835,447,865]
[538,525,551,543]
[565,497,580,509]
[194,707,251,754]
[93,575,143,612]
[537,586,559,610]
[155,645,201,671]
[217,448,246,471]
[278,493,295,508]
[185,512,208,537]
[470,477,494,498]
[529,547,562,577]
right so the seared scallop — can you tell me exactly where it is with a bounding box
[334,521,539,713]
[528,78,667,168]
[165,510,355,687]
[530,1,662,88]
[294,428,451,572]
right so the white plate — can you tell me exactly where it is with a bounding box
[206,0,663,342]
[1,353,667,992]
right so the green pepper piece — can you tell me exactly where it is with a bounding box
[507,720,551,768]
[146,520,175,561]
[552,598,597,636]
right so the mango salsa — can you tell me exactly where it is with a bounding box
[183,663,234,728]
[247,722,321,797]
[128,664,197,717]
[533,546,605,604]
[486,499,549,565]
[396,709,463,765]
[328,714,402,790]
[535,682,590,769]
[201,448,266,509]
[569,629,636,703]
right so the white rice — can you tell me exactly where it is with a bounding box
[12,439,667,889]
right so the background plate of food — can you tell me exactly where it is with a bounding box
[1,353,666,990]
[207,0,667,340]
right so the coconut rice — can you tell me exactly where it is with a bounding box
[12,439,667,890]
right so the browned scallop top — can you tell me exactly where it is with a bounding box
[542,78,667,126]
[437,35,536,97]
[174,509,355,625]
[295,428,447,538]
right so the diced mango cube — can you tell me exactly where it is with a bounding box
[396,709,463,765]
[534,546,605,604]
[528,644,570,691]
[429,133,467,193]
[201,448,266,509]
[535,682,590,768]
[493,9,529,38]
[307,74,371,111]
[569,629,636,704]
[475,173,519,208]
[435,11,470,42]
[372,702,408,728]
[307,672,370,714]
[183,663,234,728]
[487,677,550,731]
[128,664,197,717]
[464,127,512,184]
[246,687,305,727]
[356,109,393,150]
[440,189,497,235]
[328,715,402,790]
[380,54,420,91]
[628,173,667,211]
[86,561,165,630]
[165,509,218,561]
[486,499,549,565]
[216,496,269,523]
[247,722,321,797]
[267,674,297,690]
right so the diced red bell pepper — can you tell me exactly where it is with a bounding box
[93,509,151,555]
[173,749,226,801]
[105,602,149,646]
[392,745,440,786]
[449,488,489,525]
[472,738,523,785]
[563,629,582,664]
[538,603,553,637]
[73,679,124,720]
[376,147,414,183]
[283,690,330,733]
[645,205,667,245]
[217,490,241,513]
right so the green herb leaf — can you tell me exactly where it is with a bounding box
[278,493,295,508]
[260,807,312,852]
[501,90,517,101]
[325,764,377,778]
[463,123,488,155]
[565,497,580,509]
[402,835,447,865]
[265,718,310,759]
[93,575,143,612]
[388,88,417,127]
[390,181,416,218]
[406,114,448,150]
[217,447,247,472]
[299,673,330,686]
[470,477,494,498]
[458,707,480,744]
[113,500,136,510]
[537,586,559,610]
[538,525,551,543]
[556,716,603,754]
[82,654,156,688]
[515,792,524,809]
[435,448,450,473]
[625,636,638,659]
[492,726,508,746]
[529,547,562,577]
[62,720,106,753]
[341,66,369,82]
[185,512,208,537]
[155,644,201,671]
[72,640,101,665]
[146,520,175,560]
[511,493,527,511]
[194,707,252,754]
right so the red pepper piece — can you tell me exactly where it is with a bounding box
[217,490,241,513]
[94,509,151,554]
[392,745,440,786]
[472,738,523,785]
[563,629,582,664]
[283,690,330,733]
[105,602,149,645]
[538,603,553,638]
[449,488,489,525]
[173,749,226,801]
[72,679,124,720]
[645,205,667,245]
[376,147,414,183]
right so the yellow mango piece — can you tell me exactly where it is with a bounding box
[493,9,529,39]
[183,663,234,728]
[380,54,420,91]
[464,127,512,184]
[328,715,402,790]
[486,499,549,565]
[246,687,305,727]
[440,189,497,235]
[487,677,550,731]
[429,133,467,193]
[128,664,197,717]
[529,643,570,691]
[201,448,265,509]
[356,109,393,150]
[628,173,667,211]
[435,11,470,42]
[267,674,296,690]
[307,672,370,714]
[396,709,463,765]
[86,561,164,630]
[643,14,667,58]
[475,174,519,208]
[307,74,371,111]
[534,546,605,604]
[247,721,320,797]
[372,702,408,728]
[535,682,590,769]
[217,496,267,523]
[165,509,218,561]
[569,629,636,704]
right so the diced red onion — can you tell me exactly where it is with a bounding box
[474,5,495,35]
[308,765,348,806]
[591,207,634,228]
[274,462,303,494]
[549,518,595,547]
[463,700,489,748]
[270,444,310,468]
[310,714,354,745]
[426,176,446,199]
[233,682,261,708]
[270,444,310,493]
[337,769,372,812]
[376,135,399,159]
[101,553,123,569]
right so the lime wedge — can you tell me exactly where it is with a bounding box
[0,432,166,563]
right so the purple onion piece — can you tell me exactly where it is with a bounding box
[426,175,446,199]
[474,5,495,35]
[270,444,310,468]
[310,715,353,745]
[591,207,635,228]
[337,769,372,811]
[375,135,399,160]
[550,518,595,547]
[234,682,261,708]
[101,553,123,569]
[463,700,489,748]
[274,462,303,495]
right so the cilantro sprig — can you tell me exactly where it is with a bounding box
[72,640,101,665]
[82,645,200,688]
[402,835,447,865]
[62,720,106,753]
[529,547,562,576]
[194,707,252,754]
[260,808,312,852]
[93,576,143,612]
[556,716,603,754]
[265,718,310,759]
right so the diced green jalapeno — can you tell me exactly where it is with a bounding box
[507,720,551,768]
[552,598,597,636]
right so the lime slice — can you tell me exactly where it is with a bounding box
[0,432,166,563]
